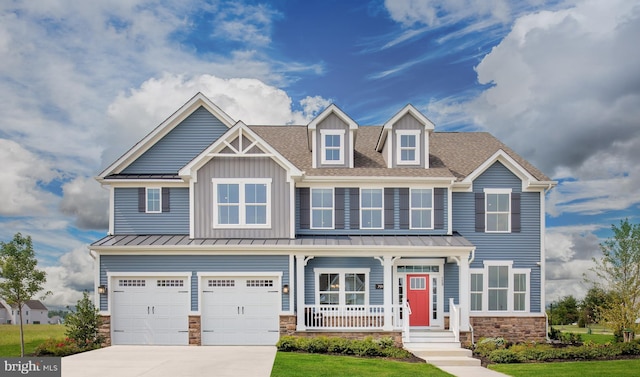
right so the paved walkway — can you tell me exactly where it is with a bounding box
[438,365,510,377]
[62,346,277,377]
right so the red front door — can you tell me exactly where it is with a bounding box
[407,274,430,326]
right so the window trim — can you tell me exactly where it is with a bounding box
[396,130,421,165]
[310,187,335,229]
[320,129,345,165]
[409,188,434,229]
[470,261,530,313]
[360,188,384,230]
[146,187,162,213]
[314,268,370,306]
[212,178,272,228]
[484,188,512,233]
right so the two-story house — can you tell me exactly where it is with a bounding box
[91,93,555,347]
[0,299,49,325]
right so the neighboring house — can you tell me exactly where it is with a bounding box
[91,93,556,347]
[0,299,49,325]
[48,316,64,325]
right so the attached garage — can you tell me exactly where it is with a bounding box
[200,275,281,345]
[110,275,190,345]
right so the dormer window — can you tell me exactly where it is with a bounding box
[321,130,345,165]
[396,130,420,165]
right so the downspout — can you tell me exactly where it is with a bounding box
[467,248,476,347]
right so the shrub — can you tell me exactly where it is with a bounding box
[474,337,506,357]
[326,337,351,354]
[276,336,298,352]
[276,336,411,359]
[34,338,83,357]
[65,291,104,349]
[307,337,329,353]
[351,337,384,357]
[559,332,582,345]
[489,349,522,363]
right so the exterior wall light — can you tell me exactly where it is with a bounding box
[282,284,289,294]
[98,285,108,295]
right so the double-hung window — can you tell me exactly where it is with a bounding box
[213,179,271,228]
[146,187,161,213]
[320,130,345,165]
[396,130,420,165]
[485,189,511,232]
[360,188,383,229]
[316,269,368,306]
[470,261,530,312]
[311,188,334,229]
[410,188,433,229]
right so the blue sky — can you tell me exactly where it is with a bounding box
[0,0,639,307]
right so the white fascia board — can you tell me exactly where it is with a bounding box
[98,93,235,178]
[297,176,456,186]
[178,121,303,180]
[307,104,358,130]
[376,104,435,151]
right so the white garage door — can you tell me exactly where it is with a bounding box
[201,276,280,345]
[111,277,189,345]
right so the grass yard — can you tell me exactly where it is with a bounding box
[490,359,640,377]
[270,352,453,377]
[554,324,612,335]
[0,324,66,357]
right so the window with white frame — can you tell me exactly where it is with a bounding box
[311,188,334,229]
[485,189,511,232]
[146,187,161,213]
[213,179,271,227]
[396,130,420,165]
[361,188,383,229]
[410,188,433,229]
[470,262,530,312]
[316,269,368,306]
[320,130,345,164]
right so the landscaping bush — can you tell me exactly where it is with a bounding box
[489,349,522,364]
[276,336,412,359]
[34,338,84,357]
[474,337,506,357]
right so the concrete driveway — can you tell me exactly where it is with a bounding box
[62,346,277,377]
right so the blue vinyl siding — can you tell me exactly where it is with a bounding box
[296,187,448,235]
[302,257,383,306]
[452,162,542,313]
[122,106,229,174]
[114,187,189,234]
[100,255,289,312]
[443,263,459,313]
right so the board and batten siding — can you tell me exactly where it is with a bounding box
[315,113,351,168]
[302,257,384,307]
[100,255,290,312]
[194,157,291,238]
[296,187,448,235]
[122,106,229,174]
[390,113,427,168]
[452,161,542,313]
[114,187,189,234]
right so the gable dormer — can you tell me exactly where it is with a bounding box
[375,104,435,169]
[307,104,358,168]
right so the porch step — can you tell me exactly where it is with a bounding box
[405,329,458,343]
[405,346,480,367]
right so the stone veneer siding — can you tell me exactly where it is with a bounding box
[469,316,546,344]
[189,315,201,345]
[99,315,111,347]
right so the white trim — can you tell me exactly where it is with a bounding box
[484,189,512,233]
[310,187,335,229]
[360,188,384,230]
[447,186,453,235]
[320,129,345,165]
[212,178,272,229]
[395,130,421,165]
[313,268,370,306]
[98,93,235,178]
[376,104,434,152]
[289,181,296,238]
[469,261,532,314]
[189,179,195,238]
[540,190,546,312]
[409,188,434,230]
[349,129,355,168]
[108,185,114,235]
[145,187,162,213]
[308,104,359,131]
[311,131,317,168]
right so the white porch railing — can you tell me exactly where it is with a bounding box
[302,305,385,329]
[403,301,412,342]
[449,298,460,343]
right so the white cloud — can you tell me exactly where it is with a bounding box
[42,245,94,308]
[466,0,640,217]
[384,0,512,28]
[59,177,109,230]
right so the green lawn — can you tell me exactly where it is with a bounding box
[0,324,66,356]
[271,352,453,377]
[490,359,640,377]
[554,324,612,335]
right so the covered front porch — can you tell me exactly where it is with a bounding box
[291,234,475,344]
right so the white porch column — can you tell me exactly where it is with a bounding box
[458,253,470,331]
[382,256,394,331]
[295,255,306,331]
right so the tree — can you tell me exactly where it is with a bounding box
[579,286,610,327]
[589,219,640,342]
[0,233,50,356]
[548,296,580,325]
[65,291,103,349]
